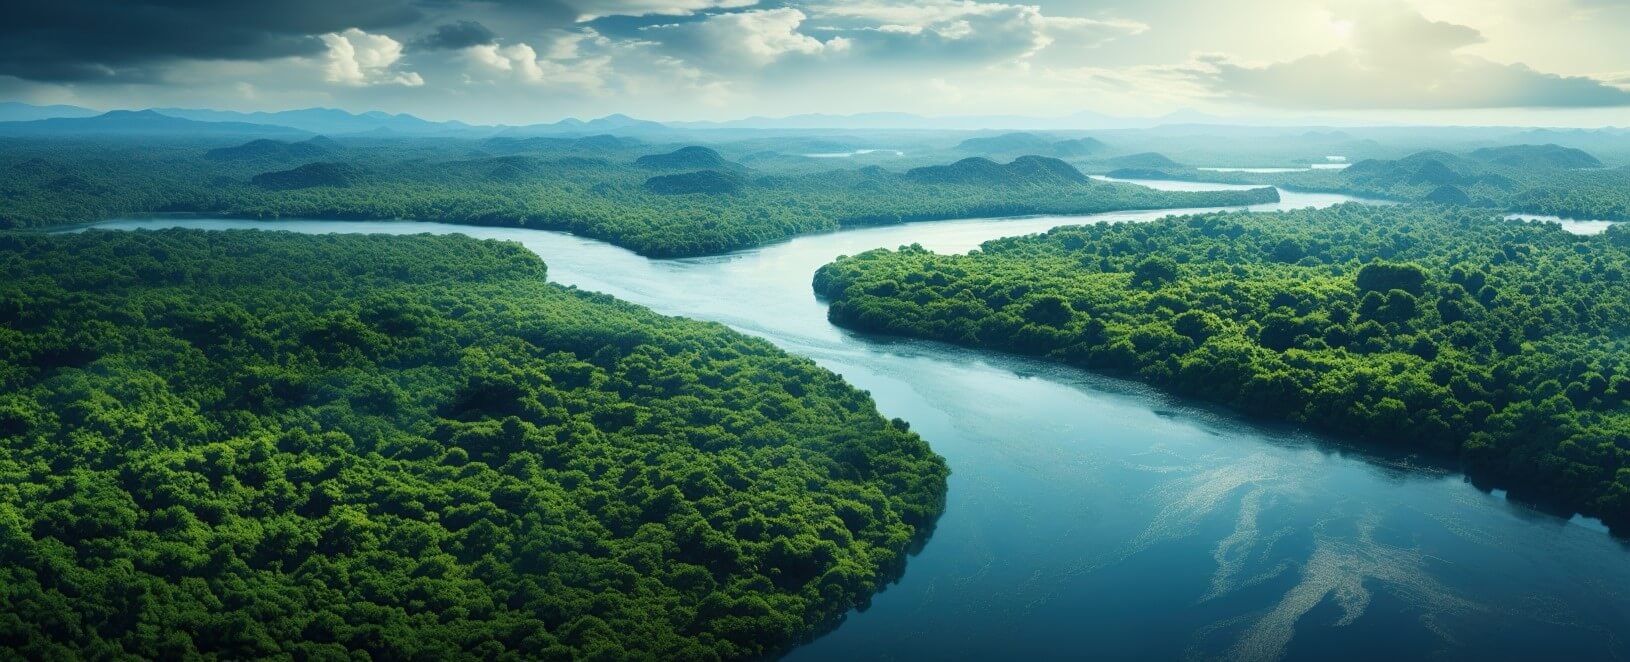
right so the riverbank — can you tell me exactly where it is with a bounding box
[75,202,1630,660]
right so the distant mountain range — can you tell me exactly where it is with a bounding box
[0,102,1383,137]
[0,102,100,122]
[0,110,310,137]
[0,104,677,138]
[157,107,673,137]
[666,111,1156,131]
[0,102,1625,138]
[155,107,482,136]
[661,109,1392,131]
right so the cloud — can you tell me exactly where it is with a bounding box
[574,0,760,19]
[321,29,423,86]
[411,21,498,51]
[645,8,851,69]
[0,0,753,83]
[807,1,1147,66]
[469,44,537,80]
[1183,2,1630,109]
[462,31,619,92]
[637,2,1142,75]
[0,1,422,82]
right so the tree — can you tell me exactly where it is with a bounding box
[1132,255,1179,287]
[1356,261,1428,295]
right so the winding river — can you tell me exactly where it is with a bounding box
[82,185,1630,660]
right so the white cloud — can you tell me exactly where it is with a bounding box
[1182,1,1630,109]
[320,28,423,87]
[1042,15,1150,48]
[463,31,626,93]
[645,8,852,69]
[808,1,1147,66]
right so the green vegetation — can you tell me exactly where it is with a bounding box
[250,161,363,191]
[0,137,1276,257]
[636,146,740,171]
[1469,144,1603,169]
[205,137,339,162]
[815,205,1630,529]
[1290,148,1623,215]
[645,170,746,195]
[0,229,948,658]
[904,156,1088,186]
[1097,152,1183,169]
[1122,145,1630,222]
[1298,149,1630,221]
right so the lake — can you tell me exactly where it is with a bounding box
[801,149,906,158]
[82,191,1630,660]
[1508,213,1619,236]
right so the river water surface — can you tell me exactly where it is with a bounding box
[84,187,1630,660]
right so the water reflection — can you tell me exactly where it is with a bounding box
[82,194,1630,660]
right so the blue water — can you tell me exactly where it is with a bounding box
[1507,213,1619,236]
[82,189,1630,660]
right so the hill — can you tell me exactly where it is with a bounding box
[1343,151,1471,187]
[955,132,1107,158]
[204,136,339,162]
[906,156,1089,186]
[1469,144,1603,169]
[250,162,361,190]
[635,146,735,170]
[500,114,671,137]
[643,169,745,195]
[1099,152,1182,169]
[1105,168,1194,181]
[1281,149,1630,218]
[0,110,307,137]
[157,107,485,137]
[482,134,644,156]
[0,102,100,122]
[0,136,1302,253]
[1052,137,1108,157]
[956,132,1056,153]
[1424,184,1472,204]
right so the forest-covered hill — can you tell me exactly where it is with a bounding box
[0,137,1277,257]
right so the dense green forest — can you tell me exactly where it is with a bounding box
[815,205,1630,529]
[1285,149,1630,220]
[0,230,948,658]
[0,137,1277,257]
[1105,146,1630,221]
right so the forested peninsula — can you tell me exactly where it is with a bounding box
[0,138,1276,257]
[815,205,1630,529]
[0,229,948,658]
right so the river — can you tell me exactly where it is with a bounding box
[81,186,1630,660]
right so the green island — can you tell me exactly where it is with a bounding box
[0,229,948,659]
[0,136,1276,257]
[814,204,1630,528]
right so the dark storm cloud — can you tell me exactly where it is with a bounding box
[410,21,500,51]
[420,0,580,25]
[0,0,429,81]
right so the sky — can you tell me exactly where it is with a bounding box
[3,0,1629,126]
